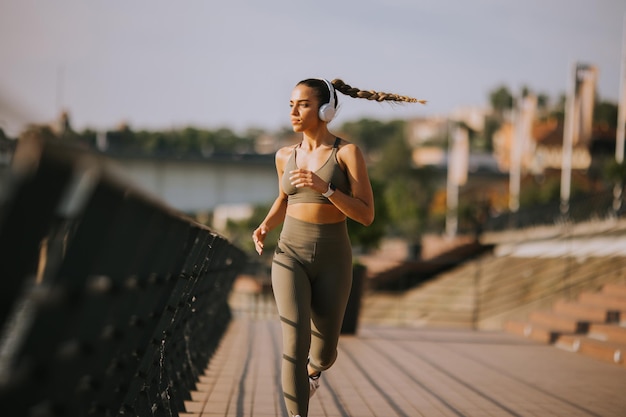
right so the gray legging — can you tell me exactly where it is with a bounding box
[272,216,353,417]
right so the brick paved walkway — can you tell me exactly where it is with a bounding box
[182,319,626,417]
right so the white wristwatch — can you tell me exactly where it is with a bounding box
[322,182,336,198]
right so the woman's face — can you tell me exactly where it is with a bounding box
[289,84,321,132]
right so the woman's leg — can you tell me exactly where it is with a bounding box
[272,229,315,417]
[308,227,353,374]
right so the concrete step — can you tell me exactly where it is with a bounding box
[578,292,626,311]
[556,334,626,367]
[528,310,589,334]
[552,300,619,323]
[588,323,626,344]
[602,283,626,298]
[504,320,562,344]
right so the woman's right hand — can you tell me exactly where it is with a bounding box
[252,225,268,255]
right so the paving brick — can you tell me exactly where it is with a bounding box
[553,299,619,323]
[556,334,625,366]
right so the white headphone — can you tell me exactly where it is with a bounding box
[318,79,336,122]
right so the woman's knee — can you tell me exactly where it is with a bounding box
[311,349,337,371]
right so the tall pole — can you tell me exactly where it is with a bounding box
[446,165,459,237]
[614,14,626,213]
[510,93,537,214]
[446,124,468,237]
[509,93,521,213]
[561,63,578,216]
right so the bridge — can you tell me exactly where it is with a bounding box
[1,136,625,416]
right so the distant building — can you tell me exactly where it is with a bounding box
[406,116,449,148]
[532,118,592,171]
[448,106,490,132]
[493,117,593,174]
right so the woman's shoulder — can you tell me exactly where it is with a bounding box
[335,138,365,166]
[335,138,360,154]
[275,144,297,170]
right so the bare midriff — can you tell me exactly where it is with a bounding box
[286,203,346,224]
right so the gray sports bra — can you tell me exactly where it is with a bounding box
[282,138,351,205]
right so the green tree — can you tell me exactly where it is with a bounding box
[347,178,388,252]
[369,123,412,180]
[340,118,405,155]
[489,85,514,116]
[605,160,626,183]
[594,101,618,129]
[360,122,435,242]
[484,85,515,151]
[383,176,426,239]
[537,93,550,111]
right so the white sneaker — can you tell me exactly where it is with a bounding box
[309,373,321,398]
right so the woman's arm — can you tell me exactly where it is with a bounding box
[327,143,374,226]
[252,148,290,255]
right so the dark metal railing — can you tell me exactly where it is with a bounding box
[0,135,246,416]
[483,189,621,232]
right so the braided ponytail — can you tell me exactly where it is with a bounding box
[331,79,426,104]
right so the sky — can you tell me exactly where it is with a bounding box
[1,0,626,137]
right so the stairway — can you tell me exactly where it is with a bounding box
[505,283,626,368]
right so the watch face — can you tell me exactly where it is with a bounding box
[330,183,336,191]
